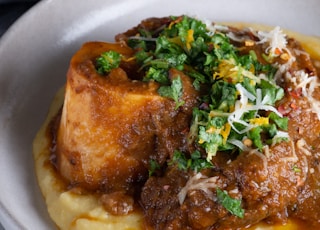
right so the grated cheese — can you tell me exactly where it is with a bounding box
[178,173,221,205]
[287,70,320,119]
[227,139,250,152]
[296,71,320,118]
[228,83,284,135]
[257,26,288,56]
[213,59,260,84]
[273,42,320,120]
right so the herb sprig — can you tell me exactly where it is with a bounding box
[96,50,122,75]
[169,150,213,172]
[158,76,185,109]
[216,188,244,218]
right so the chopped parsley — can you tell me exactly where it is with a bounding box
[96,50,122,75]
[148,159,160,176]
[169,150,213,172]
[216,188,244,218]
[90,16,295,220]
[292,165,301,173]
[158,76,185,109]
[126,15,289,162]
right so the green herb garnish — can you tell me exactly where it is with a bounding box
[127,15,289,162]
[216,188,244,218]
[148,159,160,176]
[96,50,122,75]
[292,165,301,173]
[169,150,213,172]
[158,76,185,109]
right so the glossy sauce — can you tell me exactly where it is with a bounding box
[44,20,320,229]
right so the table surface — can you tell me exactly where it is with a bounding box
[0,1,39,230]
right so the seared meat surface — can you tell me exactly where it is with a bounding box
[54,41,199,194]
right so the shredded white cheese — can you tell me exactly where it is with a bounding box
[272,41,320,120]
[274,54,296,83]
[295,71,320,118]
[228,83,284,135]
[227,139,250,152]
[286,70,320,119]
[178,173,221,205]
[205,22,229,34]
[257,26,288,56]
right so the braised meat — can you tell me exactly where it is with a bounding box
[135,17,320,229]
[54,41,199,194]
[52,15,320,229]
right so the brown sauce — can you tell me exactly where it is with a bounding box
[47,111,320,229]
[44,17,320,229]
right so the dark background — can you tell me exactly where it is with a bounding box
[0,0,40,38]
[0,1,40,228]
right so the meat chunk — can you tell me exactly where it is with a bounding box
[52,15,320,228]
[54,42,199,194]
[141,97,320,229]
[141,140,303,229]
[139,25,320,229]
[115,17,172,43]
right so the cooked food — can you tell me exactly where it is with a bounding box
[56,41,198,195]
[33,15,320,229]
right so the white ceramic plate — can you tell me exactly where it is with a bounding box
[0,0,319,229]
